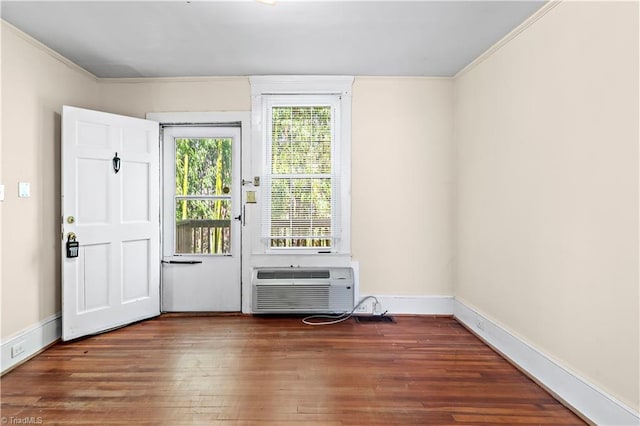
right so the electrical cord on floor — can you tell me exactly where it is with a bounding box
[302,295,380,326]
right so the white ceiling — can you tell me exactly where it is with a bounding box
[1,1,545,78]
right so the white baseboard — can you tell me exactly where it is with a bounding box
[453,299,640,426]
[360,294,454,315]
[1,313,61,374]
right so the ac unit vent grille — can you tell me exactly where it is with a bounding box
[255,284,330,310]
[256,270,331,280]
[252,267,354,313]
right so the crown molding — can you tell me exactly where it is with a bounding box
[1,19,97,82]
[455,1,562,79]
[98,76,250,84]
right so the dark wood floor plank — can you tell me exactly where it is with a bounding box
[1,315,585,425]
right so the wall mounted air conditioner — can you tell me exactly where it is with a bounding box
[252,267,354,314]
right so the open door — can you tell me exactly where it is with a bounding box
[61,106,160,341]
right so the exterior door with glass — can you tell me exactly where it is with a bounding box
[161,126,241,311]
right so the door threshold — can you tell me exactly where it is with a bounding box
[160,312,245,318]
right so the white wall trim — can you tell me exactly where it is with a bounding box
[250,75,354,96]
[453,299,640,426]
[455,1,561,79]
[1,313,61,374]
[360,295,454,315]
[355,76,452,82]
[146,111,249,125]
[249,76,354,259]
[99,76,248,85]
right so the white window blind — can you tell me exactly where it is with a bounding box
[263,101,340,248]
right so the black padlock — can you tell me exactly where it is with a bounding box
[66,239,79,258]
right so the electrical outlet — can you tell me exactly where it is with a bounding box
[11,340,26,358]
[357,302,370,313]
[18,182,30,198]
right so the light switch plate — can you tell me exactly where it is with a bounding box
[19,182,30,198]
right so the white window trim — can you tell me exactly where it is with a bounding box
[263,95,340,250]
[250,76,353,255]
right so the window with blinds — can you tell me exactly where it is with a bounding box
[264,101,339,248]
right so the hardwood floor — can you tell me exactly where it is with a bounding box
[1,315,585,425]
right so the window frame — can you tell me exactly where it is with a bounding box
[250,76,353,255]
[160,126,242,259]
[173,136,234,256]
[264,95,339,250]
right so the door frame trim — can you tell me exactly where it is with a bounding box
[147,111,252,313]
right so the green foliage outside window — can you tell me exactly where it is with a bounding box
[175,138,232,254]
[270,106,333,248]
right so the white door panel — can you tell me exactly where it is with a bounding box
[162,263,240,311]
[62,106,160,341]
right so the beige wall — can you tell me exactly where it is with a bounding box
[352,78,454,295]
[102,76,456,297]
[1,23,100,337]
[454,1,639,411]
[97,78,250,119]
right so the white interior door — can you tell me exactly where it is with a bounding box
[62,106,160,341]
[161,126,241,311]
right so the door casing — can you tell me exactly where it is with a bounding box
[147,112,252,313]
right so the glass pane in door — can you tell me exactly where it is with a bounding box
[175,138,232,196]
[174,137,233,255]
